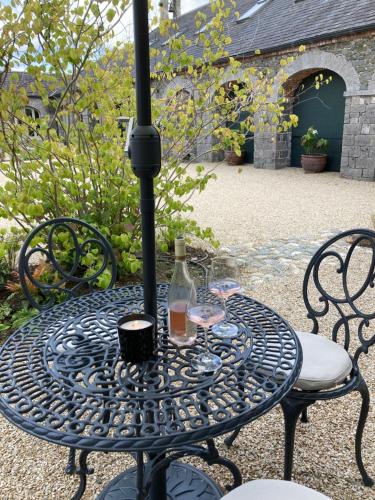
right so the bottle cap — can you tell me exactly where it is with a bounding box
[175,236,186,258]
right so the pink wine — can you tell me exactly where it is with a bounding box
[187,304,225,329]
[209,279,241,299]
[168,300,196,346]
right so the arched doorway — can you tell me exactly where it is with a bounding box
[291,70,346,172]
[223,81,254,164]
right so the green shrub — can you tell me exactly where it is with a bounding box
[0,0,300,280]
[301,127,329,155]
[0,228,22,287]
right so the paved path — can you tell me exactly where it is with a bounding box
[191,163,375,286]
[221,231,336,287]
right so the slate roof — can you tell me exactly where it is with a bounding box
[3,71,61,97]
[3,72,39,97]
[151,0,375,57]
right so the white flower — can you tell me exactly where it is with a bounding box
[312,129,318,135]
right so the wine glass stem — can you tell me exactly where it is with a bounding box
[222,298,228,322]
[203,326,209,355]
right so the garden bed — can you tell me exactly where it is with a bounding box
[0,246,211,346]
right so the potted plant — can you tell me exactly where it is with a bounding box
[222,133,245,166]
[300,127,329,173]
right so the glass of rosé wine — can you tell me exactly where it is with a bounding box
[208,256,241,338]
[186,284,225,373]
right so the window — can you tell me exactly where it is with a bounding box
[237,0,272,22]
[175,89,191,110]
[25,106,40,120]
[24,106,40,136]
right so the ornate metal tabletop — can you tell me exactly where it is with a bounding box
[0,284,301,499]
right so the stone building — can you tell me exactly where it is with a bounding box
[3,72,52,123]
[6,1,375,180]
[156,0,375,181]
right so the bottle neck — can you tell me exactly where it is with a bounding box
[174,257,187,269]
[173,257,189,278]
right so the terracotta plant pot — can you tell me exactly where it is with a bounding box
[301,154,327,173]
[224,150,245,166]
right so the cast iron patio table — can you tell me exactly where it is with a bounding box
[0,284,302,500]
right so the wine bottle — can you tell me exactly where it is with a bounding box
[168,236,197,346]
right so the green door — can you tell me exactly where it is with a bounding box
[229,110,254,164]
[291,70,346,172]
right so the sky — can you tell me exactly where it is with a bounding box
[181,0,209,14]
[0,0,210,69]
[118,1,209,40]
[150,1,209,16]
[0,0,208,11]
[0,1,210,47]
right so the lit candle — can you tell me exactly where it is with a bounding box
[117,313,155,362]
[121,319,152,330]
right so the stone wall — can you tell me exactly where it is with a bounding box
[27,96,50,117]
[151,30,375,179]
[254,131,291,170]
[0,96,50,160]
[321,35,375,90]
[341,94,375,181]
[247,30,375,180]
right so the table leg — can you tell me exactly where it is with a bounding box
[136,452,145,500]
[71,450,94,500]
[149,457,166,500]
[96,461,223,500]
[96,438,244,500]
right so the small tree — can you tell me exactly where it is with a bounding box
[0,0,299,276]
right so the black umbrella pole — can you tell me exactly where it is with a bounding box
[130,2,164,496]
[130,0,161,322]
[140,177,157,319]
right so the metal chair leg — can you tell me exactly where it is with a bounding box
[66,447,76,475]
[356,381,374,487]
[281,398,310,481]
[301,408,309,423]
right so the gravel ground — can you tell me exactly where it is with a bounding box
[0,165,374,499]
[191,164,375,246]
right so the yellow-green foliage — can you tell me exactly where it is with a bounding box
[0,0,299,275]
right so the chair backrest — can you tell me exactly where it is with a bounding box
[19,217,117,311]
[303,229,375,362]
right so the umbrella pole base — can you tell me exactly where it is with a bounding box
[96,462,223,500]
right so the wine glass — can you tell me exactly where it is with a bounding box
[186,285,225,373]
[208,256,241,338]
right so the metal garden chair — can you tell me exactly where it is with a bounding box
[225,229,375,487]
[220,479,330,499]
[18,217,117,474]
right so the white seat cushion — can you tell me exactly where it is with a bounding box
[221,479,331,499]
[295,332,352,391]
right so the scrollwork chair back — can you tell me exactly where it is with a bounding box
[19,218,117,311]
[303,228,375,363]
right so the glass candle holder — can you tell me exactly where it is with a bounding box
[117,313,155,362]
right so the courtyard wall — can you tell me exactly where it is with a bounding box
[160,29,375,181]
